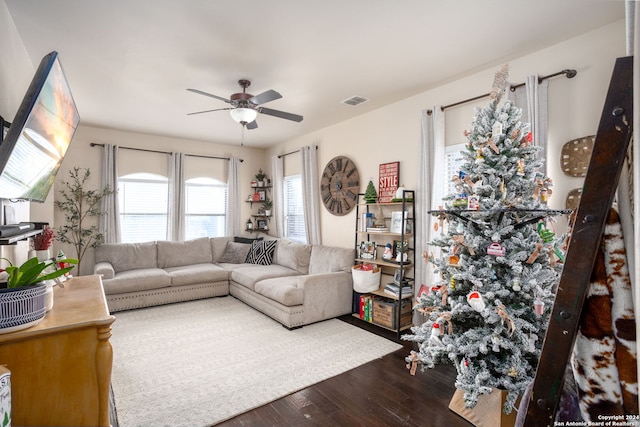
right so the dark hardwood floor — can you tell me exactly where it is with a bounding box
[216,315,472,427]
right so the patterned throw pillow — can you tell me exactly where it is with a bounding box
[217,242,252,264]
[245,239,277,265]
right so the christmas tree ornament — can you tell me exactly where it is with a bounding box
[534,299,545,316]
[475,151,485,163]
[486,138,500,154]
[495,303,515,335]
[456,222,464,233]
[489,63,509,102]
[466,291,486,312]
[468,195,480,210]
[487,242,506,256]
[540,187,548,203]
[430,322,442,343]
[452,234,476,256]
[537,222,555,243]
[512,279,521,292]
[492,121,503,136]
[516,159,525,176]
[527,243,543,264]
[508,366,518,378]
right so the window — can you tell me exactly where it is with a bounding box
[283,174,306,243]
[444,143,466,196]
[185,177,227,240]
[119,173,168,243]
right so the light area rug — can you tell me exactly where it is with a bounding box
[110,296,402,427]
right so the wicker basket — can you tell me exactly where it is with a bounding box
[352,265,381,293]
[0,283,47,332]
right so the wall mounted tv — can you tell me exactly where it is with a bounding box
[0,50,79,202]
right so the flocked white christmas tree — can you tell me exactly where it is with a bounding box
[404,65,567,413]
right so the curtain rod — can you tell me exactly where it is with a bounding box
[89,143,243,162]
[277,145,318,158]
[427,68,577,115]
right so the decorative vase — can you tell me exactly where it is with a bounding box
[264,209,271,216]
[0,283,47,333]
[35,249,51,262]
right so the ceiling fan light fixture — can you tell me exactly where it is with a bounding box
[230,107,257,124]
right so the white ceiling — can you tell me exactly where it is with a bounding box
[5,0,625,148]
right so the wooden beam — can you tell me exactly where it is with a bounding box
[524,56,634,426]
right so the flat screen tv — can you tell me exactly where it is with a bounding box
[0,51,79,202]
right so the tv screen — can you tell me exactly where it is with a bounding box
[0,51,79,202]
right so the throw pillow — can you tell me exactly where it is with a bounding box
[234,236,263,244]
[245,239,277,265]
[218,242,252,263]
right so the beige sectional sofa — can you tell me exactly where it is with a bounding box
[93,236,355,328]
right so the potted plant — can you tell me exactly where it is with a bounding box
[54,167,115,275]
[30,225,55,261]
[255,169,267,187]
[262,199,273,216]
[0,256,78,331]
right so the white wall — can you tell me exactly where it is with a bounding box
[0,0,34,264]
[267,19,626,249]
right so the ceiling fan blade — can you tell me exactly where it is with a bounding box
[187,107,231,116]
[259,107,303,122]
[249,89,282,106]
[246,120,258,130]
[186,88,231,104]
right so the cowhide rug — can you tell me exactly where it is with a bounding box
[571,208,638,420]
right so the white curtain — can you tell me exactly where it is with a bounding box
[271,155,285,237]
[415,107,445,310]
[508,77,549,175]
[168,152,185,241]
[226,156,241,237]
[99,143,120,243]
[301,145,321,244]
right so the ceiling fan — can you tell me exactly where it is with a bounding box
[186,79,303,129]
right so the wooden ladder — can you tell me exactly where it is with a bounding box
[524,56,634,425]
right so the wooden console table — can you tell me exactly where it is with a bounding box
[0,275,115,426]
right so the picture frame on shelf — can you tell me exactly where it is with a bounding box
[393,269,402,285]
[257,219,268,230]
[257,190,267,201]
[390,211,408,234]
[359,241,377,260]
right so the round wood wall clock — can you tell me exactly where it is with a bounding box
[320,155,360,216]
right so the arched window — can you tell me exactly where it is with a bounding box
[185,177,228,239]
[118,173,168,242]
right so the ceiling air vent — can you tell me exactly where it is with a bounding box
[341,95,370,106]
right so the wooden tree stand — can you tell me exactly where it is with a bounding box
[449,388,518,427]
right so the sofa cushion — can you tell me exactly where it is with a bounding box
[218,242,252,263]
[245,239,277,265]
[164,263,229,286]
[210,236,233,263]
[95,241,158,274]
[157,237,213,268]
[230,264,301,291]
[308,245,355,275]
[274,239,312,274]
[234,236,263,244]
[254,276,303,307]
[102,268,170,295]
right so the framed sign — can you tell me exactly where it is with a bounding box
[378,161,399,203]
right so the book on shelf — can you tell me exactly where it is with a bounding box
[359,294,374,321]
[384,283,413,298]
[366,227,389,232]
